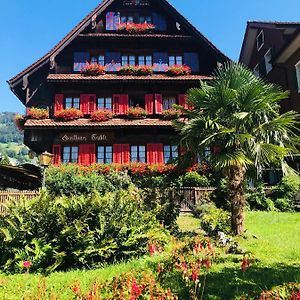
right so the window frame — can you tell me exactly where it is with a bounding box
[122,54,136,66]
[264,48,273,74]
[90,55,105,66]
[97,145,113,164]
[163,96,176,110]
[295,60,300,93]
[64,96,80,109]
[97,97,112,110]
[138,55,152,66]
[168,55,183,66]
[62,146,79,164]
[121,15,134,23]
[256,30,265,51]
[130,145,146,163]
[253,64,260,77]
[163,145,178,164]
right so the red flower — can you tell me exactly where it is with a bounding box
[191,267,199,281]
[54,108,83,121]
[166,65,191,76]
[149,243,157,256]
[91,109,113,122]
[81,62,105,76]
[241,256,249,273]
[22,260,32,269]
[117,22,155,34]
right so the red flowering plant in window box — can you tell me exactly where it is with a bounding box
[161,109,181,120]
[119,65,153,76]
[119,65,137,75]
[91,109,113,122]
[26,107,49,119]
[54,108,83,121]
[117,23,155,34]
[14,114,26,131]
[136,65,153,76]
[81,62,105,76]
[128,107,148,119]
[166,65,191,77]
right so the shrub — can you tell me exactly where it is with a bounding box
[260,283,300,300]
[27,108,49,119]
[81,62,105,76]
[117,23,155,34]
[161,109,181,120]
[128,107,147,118]
[90,109,113,122]
[179,171,211,187]
[274,198,294,212]
[0,189,169,273]
[246,184,276,211]
[166,65,191,76]
[54,108,83,121]
[14,114,25,131]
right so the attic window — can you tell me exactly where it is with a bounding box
[295,61,300,93]
[264,48,272,74]
[253,64,260,77]
[256,30,264,51]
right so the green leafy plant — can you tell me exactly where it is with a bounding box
[179,171,211,187]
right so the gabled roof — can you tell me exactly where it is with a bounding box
[8,0,228,88]
[239,20,300,65]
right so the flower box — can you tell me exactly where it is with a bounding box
[27,107,49,119]
[166,65,191,77]
[119,65,153,76]
[14,114,25,131]
[81,63,105,76]
[161,109,181,120]
[91,109,113,122]
[127,107,147,119]
[117,23,155,34]
[54,108,83,121]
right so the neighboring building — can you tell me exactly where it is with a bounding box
[239,21,300,113]
[240,21,300,183]
[8,0,228,166]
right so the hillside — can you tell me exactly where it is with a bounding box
[0,112,30,164]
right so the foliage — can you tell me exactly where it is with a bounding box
[0,189,169,273]
[26,108,49,119]
[14,114,25,131]
[161,109,181,120]
[246,184,276,211]
[90,109,113,122]
[127,107,148,118]
[0,154,10,165]
[119,65,153,76]
[195,202,231,235]
[178,171,211,187]
[81,62,105,76]
[0,112,23,143]
[174,62,300,235]
[260,283,300,300]
[54,108,83,121]
[166,65,191,76]
[117,23,155,33]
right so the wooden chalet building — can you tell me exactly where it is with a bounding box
[8,0,228,166]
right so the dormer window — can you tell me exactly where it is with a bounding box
[256,30,264,51]
[169,55,183,66]
[139,16,152,24]
[121,15,134,23]
[138,55,152,66]
[65,97,80,109]
[264,48,273,74]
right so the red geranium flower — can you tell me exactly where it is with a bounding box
[23,260,32,269]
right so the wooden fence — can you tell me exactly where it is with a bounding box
[0,191,39,215]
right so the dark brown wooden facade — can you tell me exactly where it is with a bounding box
[8,0,228,165]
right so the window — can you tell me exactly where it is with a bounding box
[163,97,176,110]
[65,97,80,109]
[203,147,211,162]
[91,55,105,66]
[97,146,113,164]
[256,30,264,51]
[63,146,78,163]
[121,15,134,23]
[139,16,152,23]
[264,48,272,74]
[138,55,152,66]
[253,64,260,77]
[169,55,183,66]
[131,145,146,163]
[164,145,178,163]
[98,97,112,110]
[296,61,300,93]
[122,55,135,66]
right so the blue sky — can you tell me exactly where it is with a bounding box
[0,0,299,113]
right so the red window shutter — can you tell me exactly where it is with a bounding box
[122,144,130,164]
[88,94,97,114]
[113,94,121,115]
[52,144,61,166]
[89,144,96,164]
[121,94,129,115]
[145,94,154,114]
[147,144,155,164]
[155,94,163,114]
[156,144,164,164]
[54,94,64,115]
[113,144,122,163]
[78,144,87,166]
[179,94,188,109]
[80,94,90,115]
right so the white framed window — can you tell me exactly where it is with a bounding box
[295,61,300,93]
[91,55,105,66]
[169,55,183,66]
[138,55,152,66]
[65,97,80,109]
[164,145,178,164]
[63,146,79,164]
[131,145,146,163]
[264,48,273,74]
[253,64,260,77]
[163,97,176,110]
[97,146,113,164]
[122,55,135,66]
[98,97,112,110]
[256,30,264,51]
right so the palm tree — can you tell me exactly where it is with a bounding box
[174,63,300,235]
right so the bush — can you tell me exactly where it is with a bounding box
[274,198,294,212]
[179,171,210,187]
[161,109,181,120]
[246,184,276,211]
[0,189,169,273]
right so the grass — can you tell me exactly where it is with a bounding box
[0,212,299,299]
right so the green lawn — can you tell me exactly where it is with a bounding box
[0,212,299,299]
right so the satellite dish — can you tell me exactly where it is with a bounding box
[176,22,181,31]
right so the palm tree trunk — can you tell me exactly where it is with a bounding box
[228,165,246,235]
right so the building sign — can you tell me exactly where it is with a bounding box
[123,0,150,7]
[58,132,115,143]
